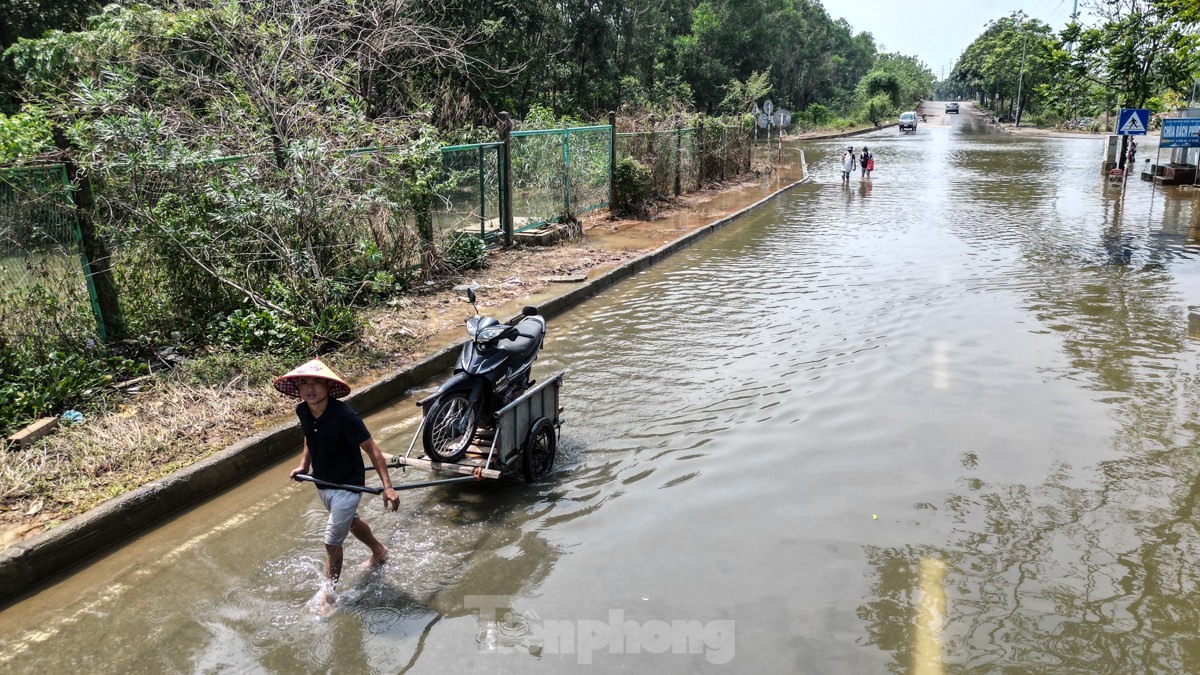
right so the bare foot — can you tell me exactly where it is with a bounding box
[363,545,389,570]
[309,581,338,617]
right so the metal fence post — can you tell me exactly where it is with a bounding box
[52,131,125,342]
[715,124,724,178]
[562,128,572,219]
[747,119,754,172]
[498,112,514,247]
[674,115,682,196]
[477,146,486,239]
[647,114,656,156]
[608,111,616,209]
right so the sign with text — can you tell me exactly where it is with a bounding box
[1160,118,1200,148]
[1117,108,1149,135]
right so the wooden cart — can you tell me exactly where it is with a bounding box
[395,370,564,484]
[295,371,563,494]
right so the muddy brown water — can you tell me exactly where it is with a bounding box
[4,113,1200,672]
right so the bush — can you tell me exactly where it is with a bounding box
[441,232,486,271]
[0,347,140,437]
[612,157,654,216]
[0,107,53,161]
[341,240,415,303]
[799,103,830,128]
[211,308,307,355]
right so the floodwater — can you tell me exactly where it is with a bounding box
[5,110,1200,673]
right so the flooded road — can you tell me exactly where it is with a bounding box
[5,113,1200,672]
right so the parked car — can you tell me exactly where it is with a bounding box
[945,102,959,114]
[997,113,1014,123]
[899,112,918,131]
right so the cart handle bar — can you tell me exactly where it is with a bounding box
[293,473,481,494]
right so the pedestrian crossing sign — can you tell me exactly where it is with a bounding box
[1117,109,1149,135]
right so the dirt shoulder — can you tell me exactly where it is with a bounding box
[0,169,803,547]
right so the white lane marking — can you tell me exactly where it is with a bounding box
[913,556,947,675]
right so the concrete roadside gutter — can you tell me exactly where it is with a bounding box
[0,172,811,607]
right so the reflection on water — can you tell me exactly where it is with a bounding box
[4,115,1200,671]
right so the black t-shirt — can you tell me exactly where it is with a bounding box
[296,398,371,486]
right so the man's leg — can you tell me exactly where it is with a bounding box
[326,543,345,582]
[350,517,389,568]
[320,489,362,583]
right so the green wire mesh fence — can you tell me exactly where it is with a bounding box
[511,125,612,230]
[1,118,758,345]
[0,165,100,348]
[86,149,436,339]
[617,122,749,198]
[435,142,504,244]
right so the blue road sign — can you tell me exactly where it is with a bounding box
[1160,118,1200,148]
[1117,108,1150,135]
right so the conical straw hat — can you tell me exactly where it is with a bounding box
[273,359,351,399]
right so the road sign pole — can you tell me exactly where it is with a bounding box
[1116,108,1125,169]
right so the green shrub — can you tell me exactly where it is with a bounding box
[0,347,140,436]
[211,308,308,355]
[312,303,361,349]
[341,240,415,303]
[441,233,486,270]
[799,103,830,127]
[612,157,654,216]
[0,107,53,161]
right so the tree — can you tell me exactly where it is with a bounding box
[6,0,485,342]
[855,53,935,117]
[719,70,772,115]
[0,0,101,112]
[948,13,1055,119]
[1073,0,1199,110]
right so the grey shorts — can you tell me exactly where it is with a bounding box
[318,488,362,546]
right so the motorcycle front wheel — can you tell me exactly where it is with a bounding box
[422,390,477,463]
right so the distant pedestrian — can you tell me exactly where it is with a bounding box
[859,147,874,179]
[840,145,856,185]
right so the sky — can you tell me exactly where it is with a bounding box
[826,0,1095,80]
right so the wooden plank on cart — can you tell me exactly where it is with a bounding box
[395,455,502,479]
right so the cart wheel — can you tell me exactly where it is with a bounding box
[522,418,556,482]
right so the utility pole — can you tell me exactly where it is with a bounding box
[1015,26,1029,127]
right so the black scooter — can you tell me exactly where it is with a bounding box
[420,288,546,462]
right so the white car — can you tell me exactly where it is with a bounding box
[899,112,918,131]
[945,102,960,114]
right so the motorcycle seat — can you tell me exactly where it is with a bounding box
[498,317,544,358]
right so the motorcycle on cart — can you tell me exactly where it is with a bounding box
[403,287,562,482]
[294,288,562,496]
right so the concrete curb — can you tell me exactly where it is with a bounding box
[0,173,811,606]
[793,122,899,142]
